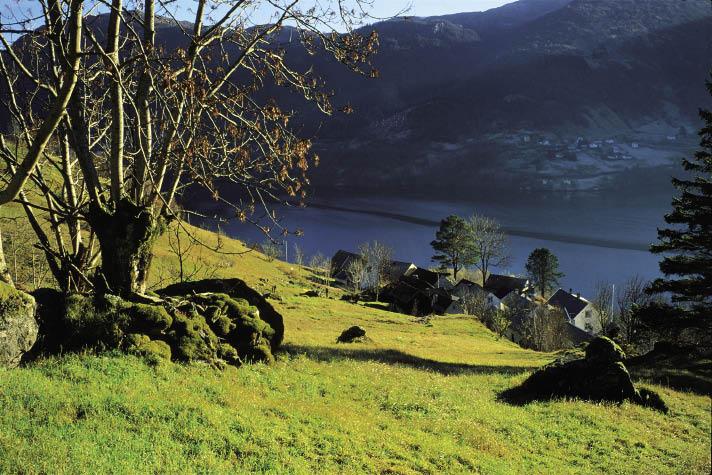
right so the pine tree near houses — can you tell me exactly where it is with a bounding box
[431,215,475,281]
[649,75,712,319]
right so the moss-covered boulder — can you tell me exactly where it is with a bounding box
[501,336,668,413]
[30,290,128,355]
[158,278,284,349]
[0,282,38,368]
[170,292,275,364]
[218,343,240,365]
[585,336,626,365]
[125,333,172,363]
[65,294,128,350]
[30,280,280,367]
[337,326,368,343]
[121,302,173,335]
[167,307,221,363]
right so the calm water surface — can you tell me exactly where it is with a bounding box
[210,192,669,299]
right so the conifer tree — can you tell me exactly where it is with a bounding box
[525,248,564,298]
[649,75,712,319]
[431,215,475,281]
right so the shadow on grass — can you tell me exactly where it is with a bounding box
[497,387,546,406]
[281,344,540,376]
[625,351,712,397]
[363,302,392,312]
[627,367,712,397]
[304,275,325,287]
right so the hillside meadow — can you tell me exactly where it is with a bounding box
[0,223,710,474]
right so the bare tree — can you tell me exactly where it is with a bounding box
[467,214,509,286]
[592,281,616,335]
[359,240,393,302]
[166,221,217,284]
[617,275,652,344]
[261,241,281,262]
[309,252,331,289]
[490,309,511,338]
[524,305,569,351]
[460,289,494,322]
[0,228,13,286]
[0,0,379,297]
[293,243,304,267]
[499,293,533,336]
[345,258,366,295]
[0,0,90,292]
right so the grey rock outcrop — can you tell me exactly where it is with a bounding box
[0,283,38,368]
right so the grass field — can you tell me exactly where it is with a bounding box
[0,224,710,474]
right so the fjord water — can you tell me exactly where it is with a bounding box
[217,191,668,298]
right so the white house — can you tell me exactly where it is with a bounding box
[547,288,602,334]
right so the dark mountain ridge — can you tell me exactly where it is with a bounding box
[4,0,711,197]
[305,0,712,194]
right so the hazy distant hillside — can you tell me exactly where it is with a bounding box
[435,0,575,36]
[501,0,712,55]
[4,0,711,196]
[307,0,712,194]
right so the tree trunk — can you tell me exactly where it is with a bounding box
[0,229,14,287]
[88,199,163,297]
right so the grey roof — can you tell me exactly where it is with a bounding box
[410,268,441,286]
[452,279,484,296]
[388,261,416,279]
[484,274,528,300]
[388,275,452,316]
[454,279,482,290]
[330,250,362,280]
[547,288,588,318]
[390,275,432,301]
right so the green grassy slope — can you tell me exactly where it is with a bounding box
[0,224,710,474]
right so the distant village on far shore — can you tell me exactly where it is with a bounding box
[490,127,695,192]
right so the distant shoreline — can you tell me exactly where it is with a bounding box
[305,202,652,252]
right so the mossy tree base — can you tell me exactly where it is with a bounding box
[31,286,282,367]
[88,199,165,297]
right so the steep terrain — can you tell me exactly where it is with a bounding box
[308,0,712,193]
[0,221,710,473]
[3,0,710,196]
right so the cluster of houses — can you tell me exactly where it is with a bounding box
[513,132,640,162]
[555,136,635,162]
[329,249,602,346]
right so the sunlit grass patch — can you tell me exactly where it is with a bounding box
[0,219,709,473]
